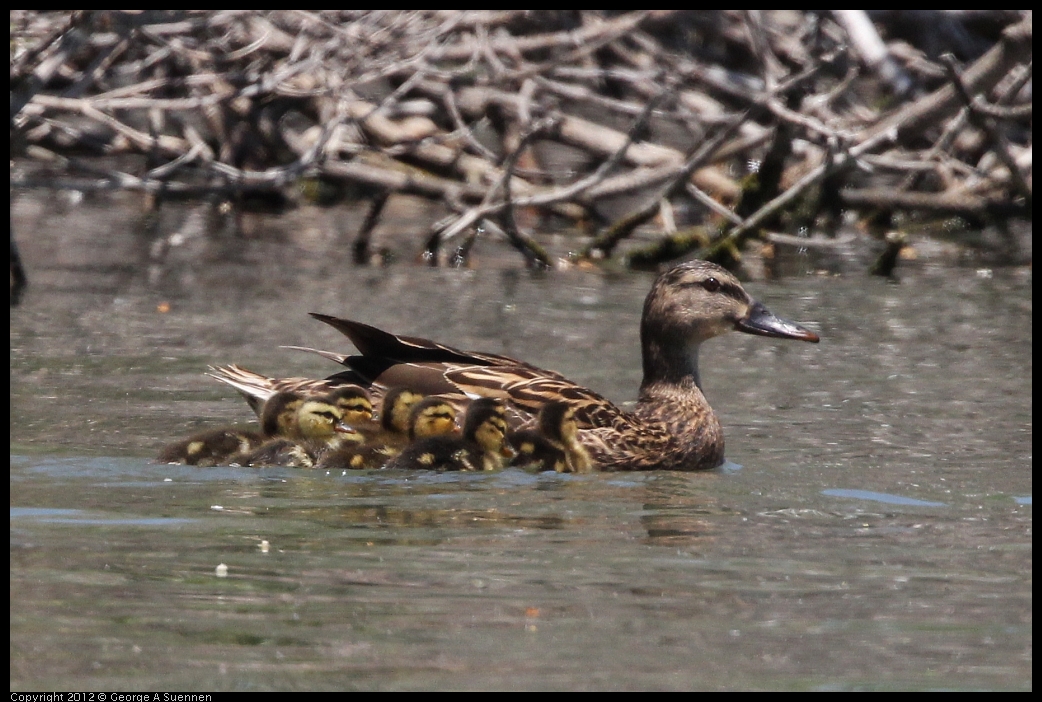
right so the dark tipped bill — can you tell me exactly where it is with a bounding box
[334,422,362,436]
[735,301,820,343]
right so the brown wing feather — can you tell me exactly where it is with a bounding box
[444,367,629,430]
[309,314,568,380]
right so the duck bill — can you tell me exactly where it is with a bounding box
[735,301,820,343]
[334,422,361,436]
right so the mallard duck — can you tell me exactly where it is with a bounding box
[314,395,460,471]
[384,398,513,472]
[510,401,592,473]
[157,390,305,466]
[227,392,364,468]
[308,260,819,471]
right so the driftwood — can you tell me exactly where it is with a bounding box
[10,10,1032,271]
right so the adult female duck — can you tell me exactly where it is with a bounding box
[321,260,818,471]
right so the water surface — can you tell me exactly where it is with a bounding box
[10,195,1032,690]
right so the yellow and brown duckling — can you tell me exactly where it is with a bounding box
[315,395,460,471]
[384,398,512,472]
[510,401,592,473]
[157,390,306,466]
[308,259,819,471]
[227,392,364,468]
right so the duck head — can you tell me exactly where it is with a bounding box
[296,394,363,442]
[260,391,305,437]
[325,385,374,426]
[407,396,459,439]
[641,260,819,390]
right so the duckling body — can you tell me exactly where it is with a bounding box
[157,390,305,465]
[509,429,568,473]
[385,398,511,472]
[156,428,264,467]
[510,402,592,473]
[310,260,819,472]
[230,438,320,468]
[313,443,400,471]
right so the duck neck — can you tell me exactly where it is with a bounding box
[639,329,703,397]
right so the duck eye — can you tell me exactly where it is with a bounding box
[701,277,720,292]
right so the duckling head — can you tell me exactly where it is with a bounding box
[260,391,305,437]
[380,387,426,433]
[326,385,374,427]
[296,394,363,443]
[407,397,459,440]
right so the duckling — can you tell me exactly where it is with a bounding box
[294,392,362,443]
[157,428,264,467]
[157,390,305,466]
[315,394,460,471]
[384,398,513,472]
[228,393,364,468]
[538,401,592,473]
[509,402,591,473]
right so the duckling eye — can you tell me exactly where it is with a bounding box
[701,277,720,293]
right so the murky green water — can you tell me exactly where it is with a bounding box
[10,195,1032,689]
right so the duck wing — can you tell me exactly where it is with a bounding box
[309,314,568,379]
[443,366,628,431]
[306,314,612,427]
[207,364,361,416]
